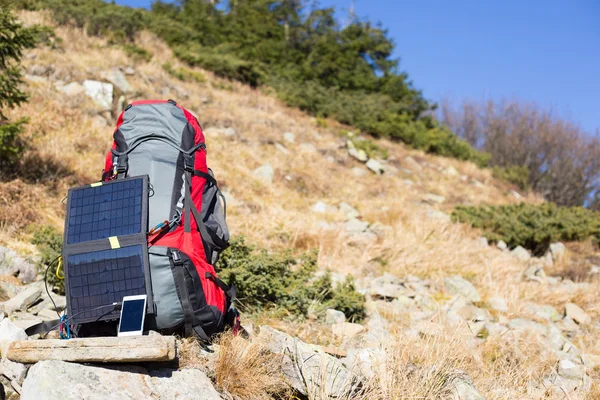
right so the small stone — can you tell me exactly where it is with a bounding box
[444,276,481,302]
[325,309,345,325]
[366,159,385,174]
[496,240,507,250]
[558,359,583,380]
[590,265,600,275]
[83,80,113,111]
[252,164,274,184]
[311,201,329,213]
[338,202,360,220]
[283,132,295,143]
[348,148,368,162]
[564,302,591,325]
[423,194,445,204]
[274,143,290,155]
[523,263,546,283]
[511,246,531,261]
[344,218,369,233]
[100,69,132,93]
[476,237,488,247]
[123,67,135,75]
[442,166,458,176]
[549,242,566,261]
[488,297,508,312]
[511,190,522,199]
[1,286,42,314]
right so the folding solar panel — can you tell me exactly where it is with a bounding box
[63,176,153,325]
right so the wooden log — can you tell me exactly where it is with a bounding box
[6,335,177,364]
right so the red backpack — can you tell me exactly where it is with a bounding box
[102,99,237,340]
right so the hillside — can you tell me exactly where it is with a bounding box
[0,10,598,400]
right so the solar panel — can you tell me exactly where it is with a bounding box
[63,176,153,326]
[66,245,146,323]
[66,178,144,244]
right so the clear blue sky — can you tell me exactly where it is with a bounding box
[115,0,599,134]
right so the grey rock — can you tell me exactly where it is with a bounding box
[123,67,136,76]
[590,265,600,275]
[24,74,48,84]
[21,361,221,400]
[496,240,507,251]
[257,326,360,397]
[444,276,481,302]
[283,132,295,143]
[1,286,41,314]
[425,209,451,222]
[0,319,27,342]
[346,231,378,247]
[366,159,385,174]
[487,296,508,312]
[344,218,369,233]
[344,348,387,379]
[372,273,402,286]
[325,309,345,325]
[448,373,486,400]
[458,305,490,322]
[369,283,408,300]
[274,143,290,155]
[348,147,368,162]
[56,82,85,97]
[442,166,459,176]
[423,193,445,204]
[508,318,547,336]
[311,201,329,213]
[557,359,583,380]
[511,246,531,261]
[481,323,507,338]
[564,302,591,325]
[0,247,38,283]
[523,263,546,283]
[556,316,580,334]
[338,202,360,220]
[549,242,566,261]
[0,359,27,384]
[252,164,274,184]
[523,303,561,322]
[476,237,488,248]
[100,69,132,93]
[83,80,113,110]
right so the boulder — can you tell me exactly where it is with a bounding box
[1,286,41,314]
[252,164,274,184]
[338,202,359,220]
[348,148,368,163]
[325,309,345,325]
[283,132,295,143]
[21,361,221,400]
[0,319,27,343]
[487,296,508,312]
[0,359,27,384]
[549,242,566,261]
[564,303,591,325]
[257,326,361,397]
[56,82,85,97]
[332,322,364,340]
[83,80,113,111]
[511,246,530,261]
[100,69,132,93]
[366,159,385,174]
[444,276,481,303]
[344,218,368,233]
[0,247,38,284]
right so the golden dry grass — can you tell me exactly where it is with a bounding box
[3,10,599,399]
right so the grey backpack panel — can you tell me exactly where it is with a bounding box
[149,246,184,329]
[199,169,230,265]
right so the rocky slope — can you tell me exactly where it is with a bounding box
[0,10,598,400]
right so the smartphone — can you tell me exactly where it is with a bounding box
[117,294,147,337]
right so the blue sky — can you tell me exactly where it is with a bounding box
[116,0,599,134]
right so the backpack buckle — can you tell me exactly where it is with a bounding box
[170,249,183,265]
[183,154,194,172]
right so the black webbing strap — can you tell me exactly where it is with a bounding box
[192,169,217,186]
[206,272,237,301]
[169,249,194,338]
[25,319,61,336]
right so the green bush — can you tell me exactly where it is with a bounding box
[162,62,205,83]
[492,165,530,190]
[216,236,366,321]
[349,136,388,160]
[30,224,64,294]
[0,118,27,170]
[174,46,262,87]
[122,44,152,63]
[452,203,600,255]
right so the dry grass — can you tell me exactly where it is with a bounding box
[214,333,290,400]
[3,10,599,399]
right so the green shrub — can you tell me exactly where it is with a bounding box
[216,236,366,321]
[162,62,205,83]
[492,165,530,190]
[452,203,600,255]
[30,224,64,294]
[0,118,27,171]
[174,46,262,87]
[122,44,152,63]
[349,136,388,160]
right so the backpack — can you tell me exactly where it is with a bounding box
[100,99,237,340]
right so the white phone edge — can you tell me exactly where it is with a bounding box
[117,294,147,337]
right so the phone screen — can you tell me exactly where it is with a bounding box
[119,299,145,333]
